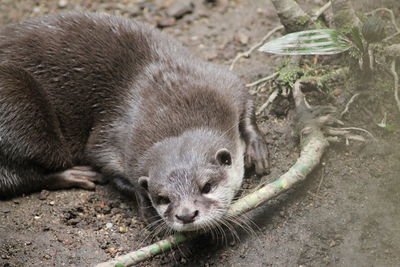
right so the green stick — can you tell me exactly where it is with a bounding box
[96,126,328,267]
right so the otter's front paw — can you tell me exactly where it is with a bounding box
[244,135,270,175]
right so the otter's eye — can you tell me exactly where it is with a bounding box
[201,182,212,194]
[157,196,170,205]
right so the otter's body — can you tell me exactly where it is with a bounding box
[0,13,269,231]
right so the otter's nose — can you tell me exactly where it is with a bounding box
[175,210,199,224]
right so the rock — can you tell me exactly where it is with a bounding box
[332,88,343,97]
[204,50,218,61]
[106,247,117,255]
[32,7,41,14]
[157,17,177,28]
[58,0,68,8]
[167,0,195,19]
[38,190,50,200]
[118,226,127,233]
[235,32,249,45]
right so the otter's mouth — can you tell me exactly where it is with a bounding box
[168,213,225,232]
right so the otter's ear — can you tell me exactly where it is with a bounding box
[215,148,232,166]
[138,176,149,191]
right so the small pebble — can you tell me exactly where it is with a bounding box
[106,247,117,254]
[58,0,68,8]
[106,222,113,229]
[167,0,194,19]
[33,7,41,13]
[157,17,177,28]
[131,218,139,225]
[118,226,127,233]
[38,190,50,200]
[204,50,218,61]
[235,32,249,45]
[332,88,343,97]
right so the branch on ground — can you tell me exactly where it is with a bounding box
[270,0,313,33]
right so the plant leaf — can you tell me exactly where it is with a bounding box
[350,27,364,52]
[258,29,350,55]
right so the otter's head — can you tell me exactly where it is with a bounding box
[139,129,244,232]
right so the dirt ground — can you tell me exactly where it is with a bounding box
[1,0,400,266]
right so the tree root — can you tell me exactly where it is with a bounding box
[256,89,279,115]
[270,0,312,33]
[340,93,361,118]
[390,60,400,114]
[294,80,367,144]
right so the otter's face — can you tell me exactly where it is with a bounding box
[139,146,245,232]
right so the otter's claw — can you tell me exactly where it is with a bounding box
[245,135,270,175]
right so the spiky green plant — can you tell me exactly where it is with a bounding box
[258,29,350,55]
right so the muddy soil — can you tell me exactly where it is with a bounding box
[1,0,399,266]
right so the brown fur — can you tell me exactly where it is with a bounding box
[0,13,269,226]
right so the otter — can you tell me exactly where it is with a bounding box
[0,12,269,232]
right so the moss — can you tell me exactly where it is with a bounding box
[277,65,304,87]
[296,15,310,26]
[314,21,325,29]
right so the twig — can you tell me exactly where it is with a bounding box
[337,127,375,139]
[316,166,325,194]
[361,106,377,124]
[390,60,400,114]
[312,1,332,22]
[256,89,279,115]
[246,72,279,88]
[340,93,361,118]
[384,32,400,43]
[229,25,284,71]
[308,191,323,199]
